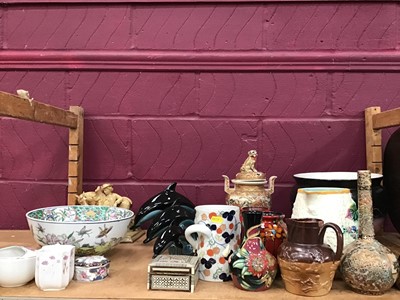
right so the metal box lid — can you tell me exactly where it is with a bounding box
[148,255,200,275]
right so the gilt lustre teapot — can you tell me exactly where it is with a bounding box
[223,150,277,209]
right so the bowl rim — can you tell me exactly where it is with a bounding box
[293,171,383,181]
[25,205,134,224]
[0,246,35,260]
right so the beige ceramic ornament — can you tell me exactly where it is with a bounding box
[76,183,132,209]
[223,150,276,209]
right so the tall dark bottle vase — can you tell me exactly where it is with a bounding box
[340,170,399,295]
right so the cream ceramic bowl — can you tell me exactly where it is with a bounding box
[0,246,36,287]
[26,205,134,256]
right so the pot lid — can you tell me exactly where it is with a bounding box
[75,255,109,267]
[232,179,267,185]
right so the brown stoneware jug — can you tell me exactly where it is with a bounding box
[277,218,343,297]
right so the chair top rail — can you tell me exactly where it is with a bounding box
[372,107,400,130]
[0,91,78,128]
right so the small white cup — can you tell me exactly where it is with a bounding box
[35,244,75,291]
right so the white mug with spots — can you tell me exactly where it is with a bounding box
[185,205,241,282]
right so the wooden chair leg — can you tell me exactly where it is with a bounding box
[68,106,84,205]
[365,107,382,174]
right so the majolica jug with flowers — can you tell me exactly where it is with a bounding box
[223,224,277,291]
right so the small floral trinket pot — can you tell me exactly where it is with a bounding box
[74,255,110,282]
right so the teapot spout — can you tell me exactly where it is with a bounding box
[222,175,234,194]
[267,176,277,195]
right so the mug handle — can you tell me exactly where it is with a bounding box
[184,224,212,250]
[318,222,344,261]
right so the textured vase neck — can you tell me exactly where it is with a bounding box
[357,170,375,239]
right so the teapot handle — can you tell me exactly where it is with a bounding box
[318,222,344,261]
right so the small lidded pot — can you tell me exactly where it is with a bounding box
[74,256,110,282]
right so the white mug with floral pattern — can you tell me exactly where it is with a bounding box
[185,205,241,282]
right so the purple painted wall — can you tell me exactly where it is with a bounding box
[0,0,399,229]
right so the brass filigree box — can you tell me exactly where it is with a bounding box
[147,255,199,293]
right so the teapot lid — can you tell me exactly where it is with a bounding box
[235,150,266,180]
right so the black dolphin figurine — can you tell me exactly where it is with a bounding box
[144,204,195,243]
[132,183,195,229]
[152,225,185,258]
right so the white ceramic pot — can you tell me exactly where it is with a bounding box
[292,187,358,250]
[292,172,384,233]
[35,244,75,291]
[0,246,36,287]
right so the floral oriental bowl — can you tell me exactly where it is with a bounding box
[26,206,134,256]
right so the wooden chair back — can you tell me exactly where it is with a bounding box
[365,106,400,174]
[0,91,83,205]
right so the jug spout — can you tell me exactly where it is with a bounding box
[222,175,235,194]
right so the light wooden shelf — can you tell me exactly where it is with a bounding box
[0,230,399,300]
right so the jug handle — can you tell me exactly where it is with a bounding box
[318,222,344,261]
[267,176,277,194]
[184,224,212,251]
